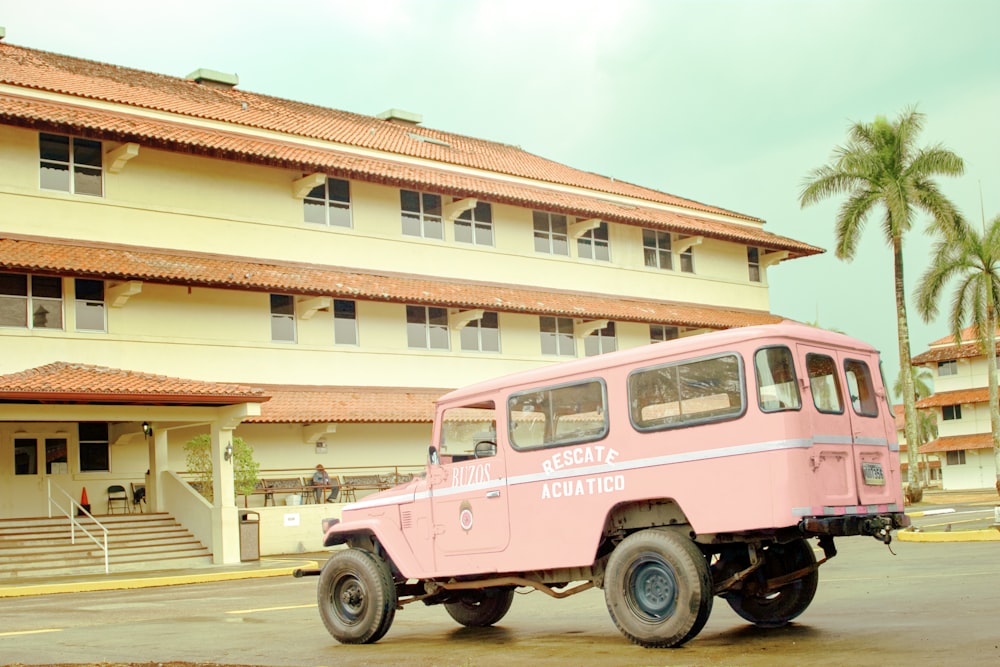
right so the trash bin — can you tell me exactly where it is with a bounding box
[239,510,260,562]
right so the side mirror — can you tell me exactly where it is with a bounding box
[474,440,497,459]
[428,445,440,466]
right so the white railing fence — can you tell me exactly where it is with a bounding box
[46,479,109,574]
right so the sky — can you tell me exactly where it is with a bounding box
[1,0,998,397]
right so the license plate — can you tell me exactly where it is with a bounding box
[861,462,885,486]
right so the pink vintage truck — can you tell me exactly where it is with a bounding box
[306,321,909,647]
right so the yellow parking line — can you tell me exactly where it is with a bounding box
[0,628,62,637]
[227,603,317,614]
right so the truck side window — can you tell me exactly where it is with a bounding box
[806,353,844,414]
[754,346,801,411]
[508,380,607,450]
[439,402,496,460]
[629,353,744,429]
[844,359,879,417]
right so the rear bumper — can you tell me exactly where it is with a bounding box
[799,511,910,537]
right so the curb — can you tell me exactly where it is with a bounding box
[0,560,317,599]
[897,528,1000,543]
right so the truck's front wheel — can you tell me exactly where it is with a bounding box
[317,548,397,644]
[444,587,515,627]
[604,528,713,648]
[725,538,818,628]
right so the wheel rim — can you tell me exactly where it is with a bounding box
[625,552,678,622]
[331,573,367,625]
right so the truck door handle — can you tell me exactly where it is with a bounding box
[486,490,501,498]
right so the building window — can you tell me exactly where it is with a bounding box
[540,316,575,356]
[270,294,296,342]
[407,305,449,350]
[946,450,966,465]
[942,404,962,421]
[460,311,500,352]
[650,324,679,343]
[39,133,103,196]
[680,245,695,273]
[75,279,106,332]
[748,247,761,282]
[937,360,957,376]
[584,321,617,357]
[333,299,358,345]
[578,221,610,261]
[79,422,110,472]
[643,229,672,270]
[533,211,569,255]
[455,201,494,246]
[304,177,351,227]
[401,190,443,239]
[0,272,63,330]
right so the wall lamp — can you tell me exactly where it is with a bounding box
[224,442,233,462]
[142,422,153,437]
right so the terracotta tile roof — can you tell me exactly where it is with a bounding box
[892,404,905,430]
[0,362,268,405]
[926,325,1000,346]
[0,234,784,329]
[246,385,443,423]
[0,43,823,259]
[915,388,990,408]
[912,327,1000,364]
[919,433,994,454]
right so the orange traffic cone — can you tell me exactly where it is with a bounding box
[77,486,91,516]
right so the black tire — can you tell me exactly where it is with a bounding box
[317,548,397,644]
[604,529,713,648]
[725,538,818,628]
[444,587,515,627]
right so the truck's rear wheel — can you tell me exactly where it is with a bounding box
[725,538,818,628]
[444,587,515,627]
[317,548,397,644]
[604,528,713,648]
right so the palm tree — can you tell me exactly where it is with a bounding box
[894,366,938,487]
[799,106,965,503]
[916,214,1000,496]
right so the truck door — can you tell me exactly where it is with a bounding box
[841,355,899,507]
[797,345,860,507]
[430,405,510,558]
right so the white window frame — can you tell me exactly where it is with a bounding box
[401,190,444,240]
[304,177,352,228]
[39,132,103,197]
[0,272,64,330]
[643,229,672,270]
[460,311,500,352]
[455,201,494,246]
[78,422,110,473]
[533,211,569,256]
[584,321,617,357]
[946,450,966,465]
[650,324,679,343]
[937,360,958,376]
[407,305,449,350]
[540,316,575,357]
[942,404,962,421]
[748,247,761,282]
[578,221,611,261]
[333,299,358,345]
[74,279,106,332]
[270,294,297,343]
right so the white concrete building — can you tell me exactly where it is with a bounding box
[0,40,820,560]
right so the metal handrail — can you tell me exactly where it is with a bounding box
[46,480,109,574]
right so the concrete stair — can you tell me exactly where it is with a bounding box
[0,513,212,579]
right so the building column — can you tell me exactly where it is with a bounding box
[210,421,240,564]
[148,426,168,512]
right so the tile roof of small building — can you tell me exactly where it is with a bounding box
[0,42,823,259]
[0,234,784,329]
[919,433,993,454]
[0,362,268,404]
[246,385,442,423]
[915,388,990,408]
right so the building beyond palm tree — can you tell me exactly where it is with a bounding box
[912,327,1000,489]
[0,40,821,560]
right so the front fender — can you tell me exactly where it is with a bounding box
[323,518,426,578]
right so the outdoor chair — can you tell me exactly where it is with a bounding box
[107,484,130,514]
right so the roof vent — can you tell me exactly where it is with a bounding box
[377,108,422,126]
[186,68,239,89]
